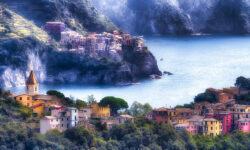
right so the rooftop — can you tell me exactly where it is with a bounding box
[26,70,38,85]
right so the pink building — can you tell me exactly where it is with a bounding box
[214,111,232,134]
[237,118,250,133]
[44,22,65,33]
[40,116,60,134]
[187,115,204,135]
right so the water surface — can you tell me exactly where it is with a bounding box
[9,36,250,108]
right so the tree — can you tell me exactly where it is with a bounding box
[47,90,65,99]
[76,99,87,108]
[194,90,217,103]
[129,101,153,116]
[235,76,250,89]
[87,95,97,105]
[99,96,128,115]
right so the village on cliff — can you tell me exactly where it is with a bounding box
[6,21,250,137]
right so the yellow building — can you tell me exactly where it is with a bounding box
[14,71,62,117]
[32,100,45,117]
[15,94,33,107]
[90,103,110,118]
[203,118,222,137]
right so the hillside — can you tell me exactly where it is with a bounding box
[93,0,250,35]
[0,3,161,87]
[1,0,117,34]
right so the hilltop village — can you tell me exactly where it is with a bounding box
[9,71,250,136]
[43,22,145,61]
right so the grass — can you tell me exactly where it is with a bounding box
[1,8,50,43]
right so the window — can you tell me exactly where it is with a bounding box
[61,124,63,127]
[35,87,37,91]
[56,119,58,122]
[210,133,213,137]
[246,114,248,118]
[20,97,22,100]
[75,116,77,120]
[238,115,240,119]
[211,127,213,130]
[211,121,213,124]
[205,121,207,125]
[75,110,77,113]
[61,118,63,121]
[67,124,69,128]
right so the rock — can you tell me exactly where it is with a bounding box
[149,74,161,79]
[163,71,173,75]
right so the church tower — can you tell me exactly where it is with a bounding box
[26,70,39,95]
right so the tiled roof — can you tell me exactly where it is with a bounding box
[154,107,168,111]
[119,114,134,119]
[188,115,204,122]
[26,71,38,85]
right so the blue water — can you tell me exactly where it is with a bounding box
[9,36,250,108]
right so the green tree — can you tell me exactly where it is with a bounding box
[194,90,217,103]
[76,99,87,108]
[87,95,97,105]
[235,76,250,89]
[47,90,65,99]
[129,101,153,116]
[99,96,128,115]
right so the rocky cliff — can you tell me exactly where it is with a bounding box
[0,5,161,87]
[93,0,250,35]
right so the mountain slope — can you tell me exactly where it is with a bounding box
[93,0,250,35]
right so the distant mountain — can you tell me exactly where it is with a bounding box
[93,0,250,35]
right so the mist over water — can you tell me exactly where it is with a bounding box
[8,36,250,108]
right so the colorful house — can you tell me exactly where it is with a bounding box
[14,94,33,107]
[213,111,232,134]
[237,118,250,133]
[40,107,79,134]
[114,114,134,125]
[14,71,63,117]
[203,118,222,137]
[187,115,204,135]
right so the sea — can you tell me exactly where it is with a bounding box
[8,36,250,108]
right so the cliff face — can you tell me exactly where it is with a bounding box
[93,0,250,35]
[1,0,117,34]
[0,5,161,87]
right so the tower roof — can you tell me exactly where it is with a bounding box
[26,70,38,85]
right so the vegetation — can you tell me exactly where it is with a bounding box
[235,76,250,90]
[99,96,128,115]
[176,102,195,109]
[194,90,217,103]
[0,88,250,149]
[47,90,86,108]
[127,101,153,116]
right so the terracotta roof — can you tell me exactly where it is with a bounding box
[26,71,38,85]
[33,94,54,101]
[188,115,204,122]
[154,107,168,111]
[119,114,134,119]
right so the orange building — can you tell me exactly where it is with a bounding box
[90,103,110,119]
[15,94,33,107]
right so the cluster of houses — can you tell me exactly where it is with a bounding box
[146,87,250,136]
[11,70,134,134]
[9,70,250,136]
[43,22,145,61]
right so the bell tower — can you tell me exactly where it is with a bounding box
[26,70,39,95]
